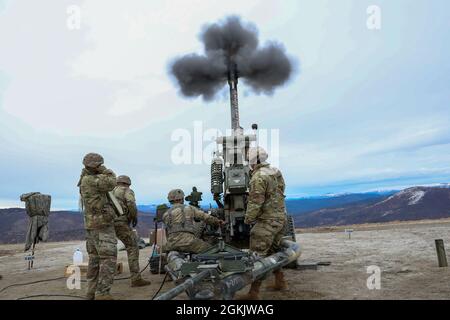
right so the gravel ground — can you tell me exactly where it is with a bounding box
[1,219,450,300]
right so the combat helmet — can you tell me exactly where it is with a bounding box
[117,175,131,185]
[248,146,268,165]
[83,153,104,168]
[167,189,185,202]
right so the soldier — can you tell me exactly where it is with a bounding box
[77,153,117,300]
[163,189,224,253]
[112,175,151,287]
[238,146,288,300]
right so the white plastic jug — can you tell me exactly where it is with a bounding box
[73,248,83,265]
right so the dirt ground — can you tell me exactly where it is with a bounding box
[1,219,450,300]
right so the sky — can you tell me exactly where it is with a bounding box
[0,0,449,209]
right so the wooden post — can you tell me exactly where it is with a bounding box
[345,229,353,240]
[435,239,448,267]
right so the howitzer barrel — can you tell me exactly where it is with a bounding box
[229,80,240,131]
[252,239,301,280]
[220,239,301,299]
[154,269,214,300]
[227,61,240,131]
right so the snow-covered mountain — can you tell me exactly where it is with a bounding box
[285,191,394,215]
[295,186,450,227]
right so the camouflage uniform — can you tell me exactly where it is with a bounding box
[112,184,142,283]
[163,203,220,253]
[245,163,287,257]
[238,148,289,300]
[78,157,117,299]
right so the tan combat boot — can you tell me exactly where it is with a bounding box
[266,270,287,291]
[131,278,151,287]
[236,280,262,300]
[94,294,114,300]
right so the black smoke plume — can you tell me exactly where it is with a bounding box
[170,16,295,101]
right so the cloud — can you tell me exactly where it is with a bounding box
[0,0,450,207]
[0,0,298,135]
[358,121,450,156]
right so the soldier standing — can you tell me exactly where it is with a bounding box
[163,189,224,253]
[238,146,288,300]
[78,153,118,300]
[112,175,151,287]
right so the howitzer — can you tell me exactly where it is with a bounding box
[209,62,295,247]
[209,62,257,247]
[155,57,298,300]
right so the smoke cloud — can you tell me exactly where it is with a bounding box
[169,16,295,101]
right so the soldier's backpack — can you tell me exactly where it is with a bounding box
[20,192,51,252]
[20,192,51,217]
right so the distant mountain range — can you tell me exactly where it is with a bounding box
[294,185,450,228]
[137,191,396,214]
[0,209,155,245]
[1,185,449,244]
[285,191,395,215]
[137,204,158,213]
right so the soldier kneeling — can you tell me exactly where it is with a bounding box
[163,189,224,254]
